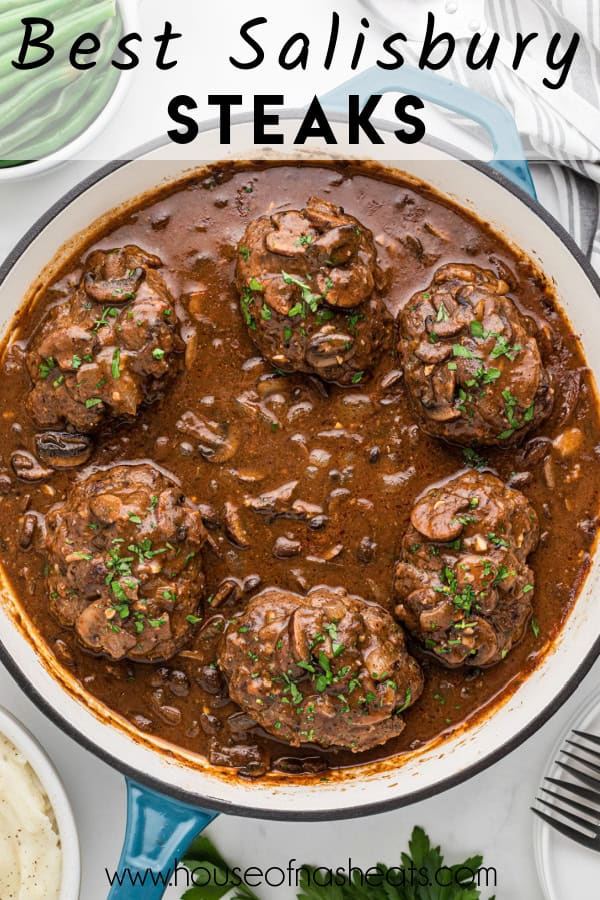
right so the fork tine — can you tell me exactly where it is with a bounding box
[573,730,600,748]
[545,776,600,806]
[566,739,600,763]
[557,761,600,792]
[561,750,600,776]
[532,807,599,851]
[537,797,598,836]
[540,787,600,821]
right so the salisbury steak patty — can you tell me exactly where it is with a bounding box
[398,263,554,446]
[27,245,183,432]
[45,464,207,661]
[394,470,539,667]
[218,585,424,752]
[235,197,392,385]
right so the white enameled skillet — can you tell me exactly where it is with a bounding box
[0,68,598,898]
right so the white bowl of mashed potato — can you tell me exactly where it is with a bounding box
[0,706,80,899]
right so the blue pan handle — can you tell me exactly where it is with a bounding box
[107,779,218,899]
[320,65,536,199]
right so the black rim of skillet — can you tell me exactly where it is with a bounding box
[1,113,600,822]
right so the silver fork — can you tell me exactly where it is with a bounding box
[532,730,600,851]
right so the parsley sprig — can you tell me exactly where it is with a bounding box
[180,828,495,899]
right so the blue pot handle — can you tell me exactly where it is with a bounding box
[107,778,218,899]
[320,65,536,199]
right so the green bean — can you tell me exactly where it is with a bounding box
[0,0,115,82]
[0,0,79,31]
[0,13,119,155]
[6,64,120,162]
[0,12,122,165]
[0,5,117,104]
[0,0,87,56]
[0,69,88,156]
[0,64,77,133]
[0,0,55,12]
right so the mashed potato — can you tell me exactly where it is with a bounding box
[0,733,62,899]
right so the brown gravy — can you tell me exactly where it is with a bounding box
[0,160,598,777]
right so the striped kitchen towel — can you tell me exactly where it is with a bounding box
[361,0,600,269]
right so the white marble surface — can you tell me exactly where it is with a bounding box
[4,650,599,898]
[0,2,598,898]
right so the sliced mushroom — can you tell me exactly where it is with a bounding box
[411,491,470,541]
[84,267,145,302]
[176,411,240,463]
[552,368,581,428]
[272,536,302,558]
[310,224,359,266]
[245,480,298,518]
[304,196,347,229]
[305,331,355,369]
[35,432,93,469]
[223,502,250,549]
[413,339,453,364]
[516,436,552,468]
[265,211,315,257]
[19,512,37,549]
[11,450,53,482]
[211,579,243,609]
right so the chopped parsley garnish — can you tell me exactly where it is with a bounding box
[287,302,306,318]
[498,389,535,439]
[469,320,522,361]
[240,288,256,330]
[111,347,121,378]
[463,447,488,470]
[394,687,412,714]
[39,357,56,379]
[281,270,323,312]
[490,334,522,361]
[239,245,251,261]
[347,312,364,332]
[452,344,479,360]
[93,306,119,332]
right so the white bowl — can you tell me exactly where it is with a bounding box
[0,706,80,899]
[0,0,138,182]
